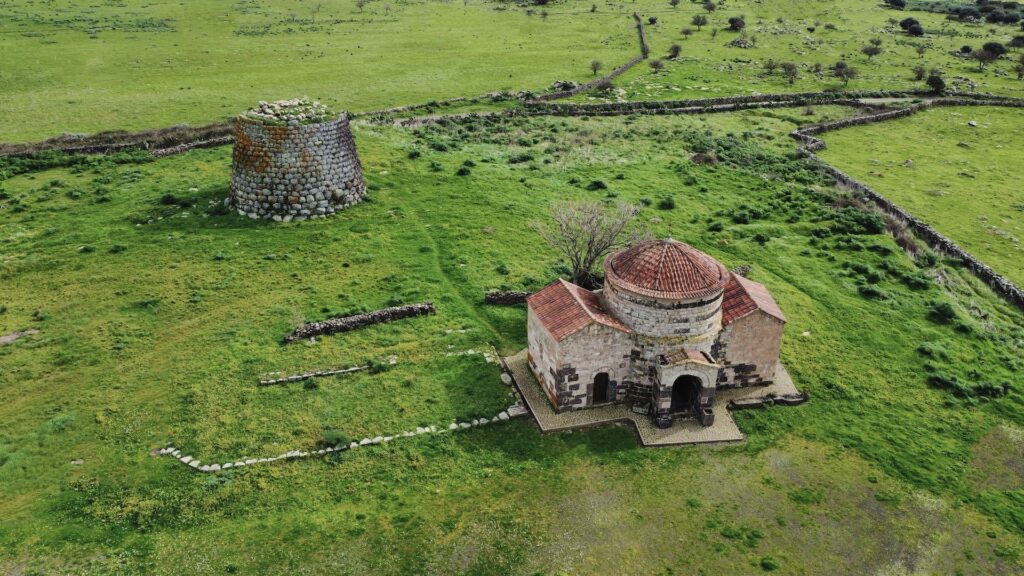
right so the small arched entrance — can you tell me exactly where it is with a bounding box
[670,375,703,415]
[593,372,610,404]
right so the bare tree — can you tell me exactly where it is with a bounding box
[535,201,643,287]
[916,44,927,58]
[782,62,799,84]
[831,60,858,86]
[311,1,323,22]
[681,27,693,39]
[590,59,603,75]
[356,0,366,11]
[971,49,997,71]
[763,58,779,75]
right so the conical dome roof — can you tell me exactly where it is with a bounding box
[604,238,729,300]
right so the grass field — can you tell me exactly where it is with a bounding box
[568,0,1024,103]
[819,105,1024,287]
[0,0,636,142]
[3,0,1024,142]
[2,106,1024,573]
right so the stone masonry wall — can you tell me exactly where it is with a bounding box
[715,312,783,387]
[551,323,633,410]
[230,114,365,220]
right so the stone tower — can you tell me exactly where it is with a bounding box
[229,98,365,221]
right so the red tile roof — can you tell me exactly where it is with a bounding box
[527,279,631,341]
[721,273,786,325]
[604,239,729,300]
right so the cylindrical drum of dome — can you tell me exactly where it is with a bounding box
[229,98,366,221]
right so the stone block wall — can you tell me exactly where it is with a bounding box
[715,311,784,387]
[554,323,632,409]
[602,283,722,346]
[230,114,365,220]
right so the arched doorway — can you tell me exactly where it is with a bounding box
[593,372,610,404]
[671,375,703,414]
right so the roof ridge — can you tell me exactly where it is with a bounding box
[559,279,598,324]
[653,241,669,292]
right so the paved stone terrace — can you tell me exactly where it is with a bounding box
[503,349,802,447]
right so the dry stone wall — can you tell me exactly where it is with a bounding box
[791,98,1024,310]
[230,114,365,220]
[284,302,435,343]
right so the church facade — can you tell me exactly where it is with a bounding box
[526,238,785,428]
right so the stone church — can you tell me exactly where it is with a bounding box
[526,238,785,428]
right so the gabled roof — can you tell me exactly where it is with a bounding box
[605,238,729,300]
[721,273,786,325]
[527,279,631,342]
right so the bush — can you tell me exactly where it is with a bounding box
[899,17,919,30]
[407,150,421,159]
[586,180,607,191]
[858,285,886,299]
[322,429,350,447]
[708,221,724,232]
[455,166,471,176]
[908,24,925,36]
[982,42,1007,57]
[927,301,958,324]
[728,16,745,31]
[657,196,676,210]
[760,556,780,571]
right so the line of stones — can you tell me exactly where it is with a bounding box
[258,364,369,386]
[791,97,1024,310]
[258,355,398,386]
[157,405,529,473]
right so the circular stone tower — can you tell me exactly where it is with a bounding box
[229,98,365,221]
[602,238,728,352]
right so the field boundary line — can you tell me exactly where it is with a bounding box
[791,98,1024,310]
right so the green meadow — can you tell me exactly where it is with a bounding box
[2,107,1024,573]
[4,0,1024,142]
[2,0,1024,573]
[820,105,1024,287]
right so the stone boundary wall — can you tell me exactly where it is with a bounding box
[791,98,1024,310]
[0,122,232,158]
[230,114,366,220]
[283,302,436,343]
[530,14,649,102]
[525,89,930,115]
[484,290,531,305]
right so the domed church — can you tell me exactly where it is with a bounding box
[526,238,785,428]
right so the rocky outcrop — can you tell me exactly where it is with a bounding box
[283,302,436,343]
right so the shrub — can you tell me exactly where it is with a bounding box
[455,166,471,176]
[927,301,957,324]
[899,17,919,30]
[760,556,780,571]
[908,24,925,36]
[586,180,607,191]
[322,429,350,447]
[858,285,886,299]
[657,196,676,210]
[728,16,745,31]
[982,42,1007,57]
[407,150,421,159]
[708,221,724,232]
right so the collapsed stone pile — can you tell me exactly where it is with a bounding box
[242,98,332,125]
[229,99,365,221]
